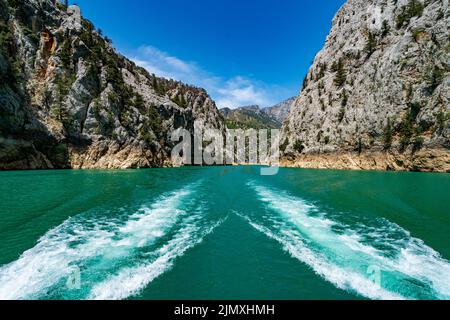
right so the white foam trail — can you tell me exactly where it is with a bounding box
[0,185,197,300]
[89,216,227,300]
[246,182,450,300]
[385,227,450,299]
[237,213,404,300]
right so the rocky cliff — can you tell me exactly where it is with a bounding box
[282,0,449,172]
[264,97,295,123]
[0,0,224,170]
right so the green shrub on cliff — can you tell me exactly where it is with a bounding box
[398,102,422,152]
[424,65,445,93]
[357,137,363,155]
[0,23,12,55]
[280,138,289,152]
[139,106,163,144]
[333,59,346,88]
[172,94,188,108]
[341,89,348,107]
[59,39,72,69]
[133,93,145,110]
[53,74,74,124]
[21,25,39,45]
[396,0,424,29]
[364,32,377,57]
[381,20,390,37]
[316,63,327,81]
[435,110,448,134]
[412,136,424,153]
[146,106,163,133]
[0,20,21,89]
[293,140,305,153]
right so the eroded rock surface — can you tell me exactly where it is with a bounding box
[0,0,224,169]
[282,0,449,172]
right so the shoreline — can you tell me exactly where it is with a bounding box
[1,149,449,173]
[279,148,450,173]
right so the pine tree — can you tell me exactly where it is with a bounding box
[364,32,377,57]
[333,59,346,88]
[381,20,390,37]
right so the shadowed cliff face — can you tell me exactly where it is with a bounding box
[0,0,224,170]
[282,0,449,172]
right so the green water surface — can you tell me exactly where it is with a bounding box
[0,167,449,300]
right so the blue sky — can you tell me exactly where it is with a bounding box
[72,0,345,108]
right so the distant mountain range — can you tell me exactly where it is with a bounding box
[264,97,296,123]
[220,97,295,130]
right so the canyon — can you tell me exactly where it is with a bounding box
[0,0,448,172]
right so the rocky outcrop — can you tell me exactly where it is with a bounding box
[0,0,224,170]
[282,0,449,172]
[264,97,295,123]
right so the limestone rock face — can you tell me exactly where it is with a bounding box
[282,0,449,172]
[0,0,224,169]
[264,97,296,123]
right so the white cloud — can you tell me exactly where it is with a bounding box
[215,77,271,108]
[128,45,292,109]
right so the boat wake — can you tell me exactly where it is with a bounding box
[0,182,221,300]
[1,177,448,300]
[89,215,226,300]
[242,182,450,300]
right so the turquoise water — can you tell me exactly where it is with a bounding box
[0,166,449,300]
